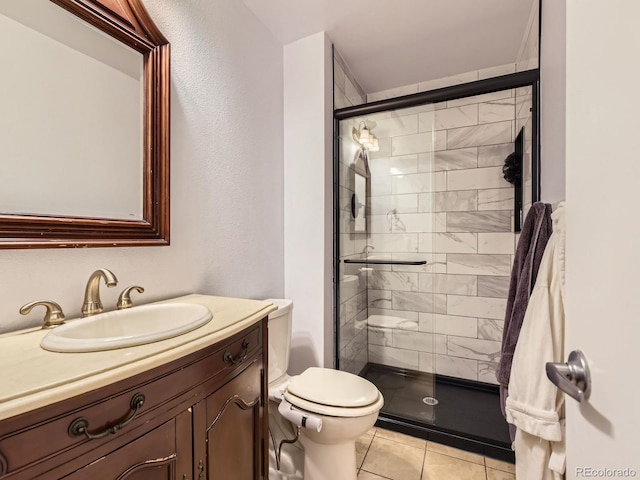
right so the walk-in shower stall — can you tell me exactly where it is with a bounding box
[334,71,539,461]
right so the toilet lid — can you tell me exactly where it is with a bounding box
[286,367,380,408]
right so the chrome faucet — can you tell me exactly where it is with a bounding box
[81,268,118,317]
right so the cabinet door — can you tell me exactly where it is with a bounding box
[61,410,192,480]
[197,360,264,480]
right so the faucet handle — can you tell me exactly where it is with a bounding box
[20,300,66,329]
[362,244,375,256]
[117,286,145,309]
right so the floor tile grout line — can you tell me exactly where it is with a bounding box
[361,434,375,466]
[425,442,486,467]
[359,468,393,480]
[485,460,517,474]
[367,429,426,479]
[373,429,427,451]
[368,428,515,479]
[358,432,378,475]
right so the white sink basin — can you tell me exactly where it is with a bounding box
[41,303,213,353]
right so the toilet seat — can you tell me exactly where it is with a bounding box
[283,391,384,418]
[283,367,384,418]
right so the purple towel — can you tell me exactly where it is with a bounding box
[496,202,552,440]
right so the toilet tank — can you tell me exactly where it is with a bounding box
[265,299,293,384]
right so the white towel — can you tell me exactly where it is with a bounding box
[506,202,567,479]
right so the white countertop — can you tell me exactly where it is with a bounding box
[0,294,276,421]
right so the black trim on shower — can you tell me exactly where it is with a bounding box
[343,259,427,266]
[334,69,540,120]
[532,79,541,202]
[332,46,341,371]
[538,0,543,74]
[333,70,542,369]
[333,131,341,370]
[333,65,542,452]
[513,128,524,232]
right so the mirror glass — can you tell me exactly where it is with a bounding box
[350,148,369,234]
[352,173,366,232]
[0,0,144,220]
[0,0,170,248]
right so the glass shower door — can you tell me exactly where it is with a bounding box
[336,103,439,424]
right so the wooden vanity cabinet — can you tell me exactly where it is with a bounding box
[61,411,192,480]
[0,320,268,480]
[193,360,263,480]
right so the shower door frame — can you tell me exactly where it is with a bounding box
[333,68,540,369]
[332,68,540,459]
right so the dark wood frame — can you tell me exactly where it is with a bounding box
[0,0,170,249]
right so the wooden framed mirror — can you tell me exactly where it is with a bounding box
[0,0,169,248]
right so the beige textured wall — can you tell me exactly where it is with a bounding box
[0,0,284,332]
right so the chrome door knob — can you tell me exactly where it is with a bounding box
[546,350,591,402]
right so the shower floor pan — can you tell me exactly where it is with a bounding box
[362,363,514,463]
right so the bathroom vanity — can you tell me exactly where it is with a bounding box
[0,295,274,480]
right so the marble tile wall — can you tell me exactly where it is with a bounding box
[336,116,369,374]
[517,87,534,221]
[335,50,369,375]
[357,88,517,385]
[335,58,524,382]
[334,50,366,109]
[337,135,369,374]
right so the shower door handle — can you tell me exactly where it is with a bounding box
[546,350,591,403]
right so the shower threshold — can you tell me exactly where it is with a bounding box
[361,363,515,463]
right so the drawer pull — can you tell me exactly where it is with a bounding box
[68,393,146,440]
[223,339,249,365]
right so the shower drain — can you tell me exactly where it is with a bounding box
[422,396,439,406]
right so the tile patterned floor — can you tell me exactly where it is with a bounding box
[356,428,515,480]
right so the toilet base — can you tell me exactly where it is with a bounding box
[268,447,304,480]
[295,409,379,480]
[268,401,304,480]
[299,437,357,480]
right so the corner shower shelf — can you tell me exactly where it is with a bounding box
[343,259,427,266]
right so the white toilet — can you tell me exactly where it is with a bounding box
[266,299,384,480]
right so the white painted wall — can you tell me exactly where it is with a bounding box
[0,0,284,333]
[540,0,567,203]
[516,0,539,72]
[283,32,334,373]
[565,0,640,472]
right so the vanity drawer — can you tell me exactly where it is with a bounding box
[0,323,263,479]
